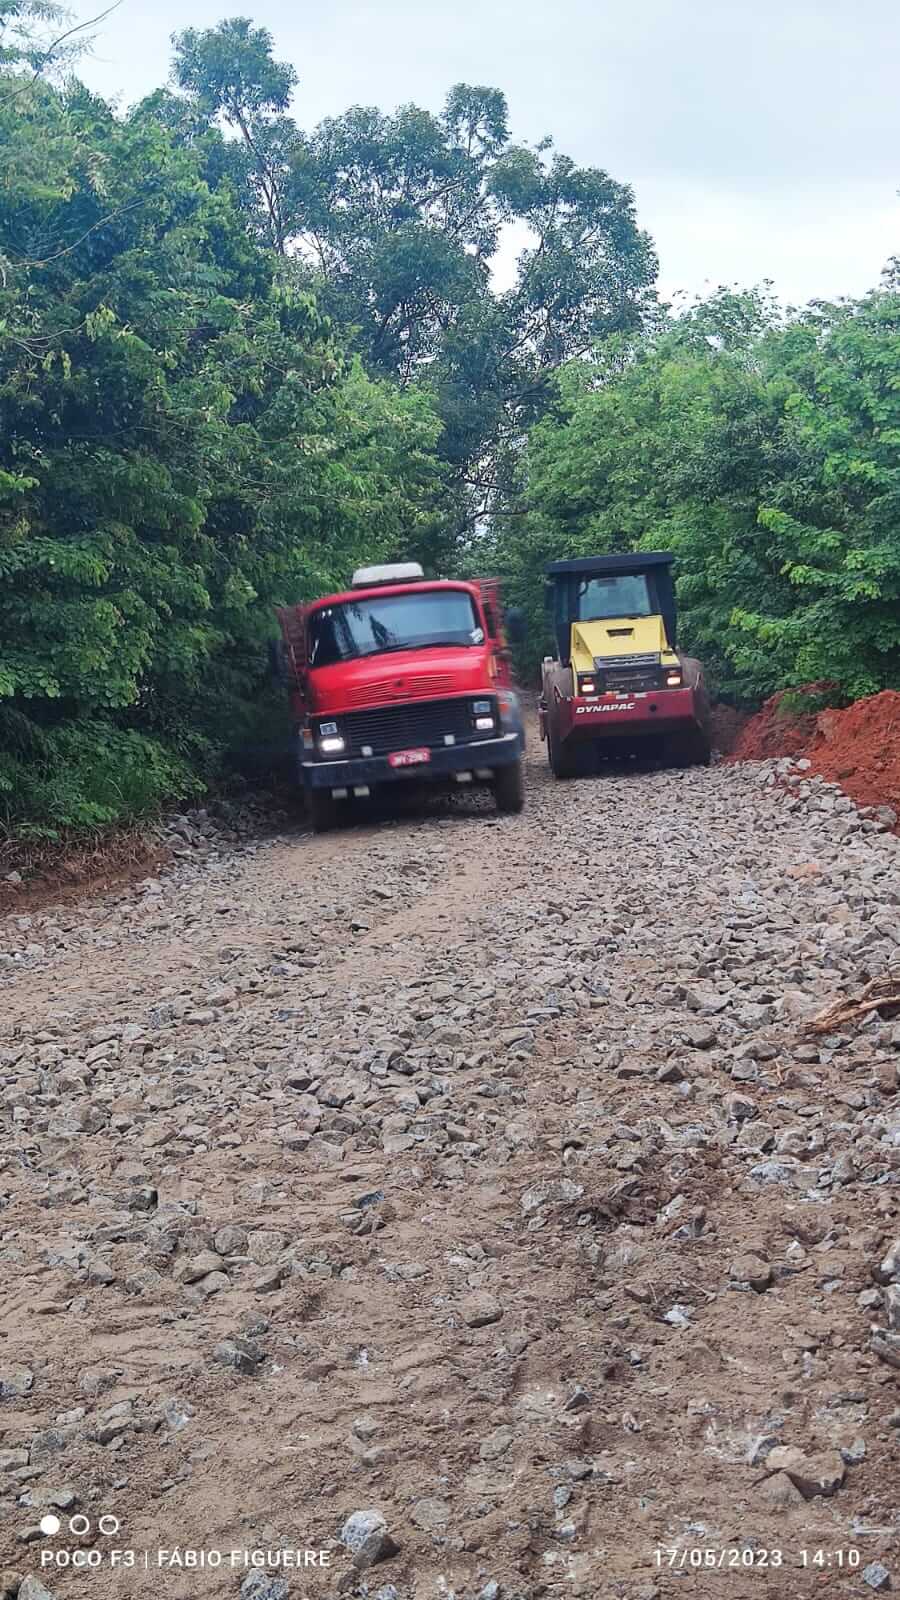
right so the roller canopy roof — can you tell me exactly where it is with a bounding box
[545,551,678,658]
[545,552,675,577]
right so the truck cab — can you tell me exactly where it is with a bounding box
[276,564,526,830]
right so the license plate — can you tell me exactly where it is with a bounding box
[388,747,430,768]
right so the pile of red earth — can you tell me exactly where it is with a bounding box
[731,684,900,819]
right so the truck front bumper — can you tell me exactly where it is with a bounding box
[547,687,704,743]
[300,730,522,791]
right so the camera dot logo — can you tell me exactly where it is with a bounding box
[40,1512,121,1539]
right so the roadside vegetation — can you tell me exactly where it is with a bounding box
[2,3,899,836]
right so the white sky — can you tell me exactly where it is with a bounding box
[72,0,900,308]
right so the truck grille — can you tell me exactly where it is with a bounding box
[342,673,456,708]
[603,667,664,693]
[593,651,664,694]
[339,697,478,757]
[593,651,660,669]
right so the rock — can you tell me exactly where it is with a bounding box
[875,1239,900,1284]
[729,1254,772,1292]
[247,1230,284,1265]
[173,1251,226,1284]
[196,1271,229,1297]
[756,1470,805,1508]
[723,1091,757,1122]
[686,1022,717,1049]
[863,1564,892,1592]
[252,1266,284,1294]
[764,1446,845,1499]
[239,1576,288,1600]
[749,1159,802,1187]
[871,1332,900,1369]
[0,1368,34,1398]
[562,1384,591,1411]
[410,1496,450,1530]
[160,1397,194,1431]
[339,1508,398,1569]
[520,1177,583,1213]
[831,1150,857,1184]
[459,1291,502,1328]
[884,1284,900,1331]
[479,1425,514,1460]
[213,1338,263,1375]
[213,1225,248,1255]
[18,1581,56,1600]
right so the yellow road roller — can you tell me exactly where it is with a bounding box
[538,552,712,777]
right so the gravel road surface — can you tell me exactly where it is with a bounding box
[2,722,900,1599]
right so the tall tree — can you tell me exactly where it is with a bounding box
[169,20,658,526]
[173,17,298,251]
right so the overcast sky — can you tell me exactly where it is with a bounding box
[72,0,899,309]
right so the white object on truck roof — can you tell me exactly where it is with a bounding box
[350,562,425,588]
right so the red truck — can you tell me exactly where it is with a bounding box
[275,563,526,831]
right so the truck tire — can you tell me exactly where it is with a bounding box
[547,722,578,779]
[308,788,338,832]
[494,757,525,814]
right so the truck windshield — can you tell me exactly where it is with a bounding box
[577,574,652,621]
[307,589,482,667]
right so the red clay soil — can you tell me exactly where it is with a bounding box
[731,683,900,817]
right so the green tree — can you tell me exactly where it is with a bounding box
[0,73,447,836]
[172,16,297,252]
[506,283,900,699]
[169,20,657,528]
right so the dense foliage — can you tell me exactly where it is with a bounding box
[496,283,900,700]
[0,55,446,835]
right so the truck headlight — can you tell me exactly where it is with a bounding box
[578,676,597,695]
[319,736,346,755]
[665,671,683,687]
[472,698,495,731]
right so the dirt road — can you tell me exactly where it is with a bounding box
[2,725,899,1600]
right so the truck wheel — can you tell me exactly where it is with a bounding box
[494,758,525,814]
[548,724,577,779]
[307,788,337,832]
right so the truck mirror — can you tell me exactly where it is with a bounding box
[505,607,525,644]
